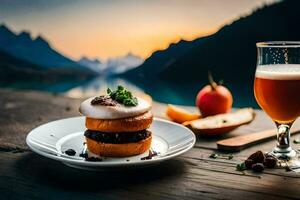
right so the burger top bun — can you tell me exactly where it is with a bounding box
[79,96,151,119]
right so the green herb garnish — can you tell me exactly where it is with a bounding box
[236,162,246,171]
[293,138,300,144]
[209,153,219,159]
[107,85,138,107]
[209,153,233,160]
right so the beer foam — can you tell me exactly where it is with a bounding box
[255,64,300,80]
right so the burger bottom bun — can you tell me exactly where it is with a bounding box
[85,135,152,157]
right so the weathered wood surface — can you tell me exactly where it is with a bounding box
[1,88,300,200]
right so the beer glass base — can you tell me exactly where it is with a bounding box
[271,147,296,159]
[269,148,300,169]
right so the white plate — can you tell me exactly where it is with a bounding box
[26,117,196,170]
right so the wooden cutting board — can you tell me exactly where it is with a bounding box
[217,128,300,151]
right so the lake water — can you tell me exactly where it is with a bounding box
[1,76,259,108]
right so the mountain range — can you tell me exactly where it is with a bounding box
[0,24,88,70]
[0,24,143,83]
[78,53,143,75]
[124,0,300,84]
[0,24,96,81]
[78,56,103,73]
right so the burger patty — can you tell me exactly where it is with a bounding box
[84,129,151,144]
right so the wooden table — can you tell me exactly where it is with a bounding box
[1,89,300,200]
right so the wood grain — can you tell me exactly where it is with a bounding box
[1,89,300,200]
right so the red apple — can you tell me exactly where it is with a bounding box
[196,73,233,117]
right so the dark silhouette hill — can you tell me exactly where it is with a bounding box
[0,49,92,83]
[123,36,209,78]
[0,24,90,72]
[124,0,300,85]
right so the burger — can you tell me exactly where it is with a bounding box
[79,86,153,157]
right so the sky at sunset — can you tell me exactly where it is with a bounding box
[0,0,276,60]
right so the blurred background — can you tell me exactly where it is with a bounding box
[0,0,299,107]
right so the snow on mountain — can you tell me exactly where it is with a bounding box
[104,53,144,75]
[78,53,144,75]
[78,56,104,74]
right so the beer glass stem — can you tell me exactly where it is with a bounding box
[276,124,290,148]
[273,123,296,158]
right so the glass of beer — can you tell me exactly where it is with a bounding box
[254,41,300,166]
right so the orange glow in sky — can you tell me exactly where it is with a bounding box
[0,0,276,60]
[49,24,214,60]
